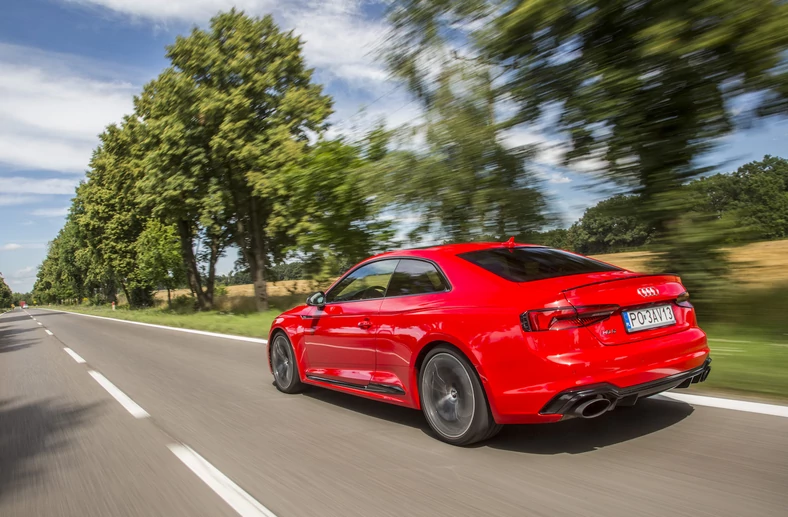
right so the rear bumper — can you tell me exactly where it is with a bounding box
[540,357,712,416]
[482,327,710,424]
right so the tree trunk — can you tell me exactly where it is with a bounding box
[248,199,269,312]
[167,287,172,309]
[205,236,221,308]
[119,280,131,309]
[176,219,208,310]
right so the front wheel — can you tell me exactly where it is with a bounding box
[419,346,502,446]
[270,333,305,394]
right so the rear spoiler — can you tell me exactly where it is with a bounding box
[560,273,681,293]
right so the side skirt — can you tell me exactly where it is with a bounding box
[305,374,406,395]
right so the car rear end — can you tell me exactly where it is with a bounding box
[456,246,711,424]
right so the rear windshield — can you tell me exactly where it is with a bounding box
[458,247,620,282]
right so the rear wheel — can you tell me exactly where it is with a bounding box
[419,346,502,446]
[270,333,304,394]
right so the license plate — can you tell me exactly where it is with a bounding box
[622,304,676,332]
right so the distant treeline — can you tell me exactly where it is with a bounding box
[529,156,788,255]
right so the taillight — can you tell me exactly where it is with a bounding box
[521,305,619,332]
[676,291,692,308]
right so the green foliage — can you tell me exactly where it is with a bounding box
[0,276,12,308]
[136,10,333,311]
[375,66,549,243]
[567,195,654,254]
[687,156,788,241]
[135,221,186,295]
[11,292,32,306]
[386,0,788,291]
[268,262,305,282]
[283,138,395,280]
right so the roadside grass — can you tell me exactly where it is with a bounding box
[50,305,280,339]
[700,324,788,401]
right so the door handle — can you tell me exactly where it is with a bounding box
[357,319,372,330]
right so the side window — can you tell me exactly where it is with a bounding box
[326,260,399,303]
[386,259,449,297]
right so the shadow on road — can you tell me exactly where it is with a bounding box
[487,397,694,454]
[0,326,38,353]
[302,388,429,430]
[0,314,35,324]
[302,388,693,454]
[0,398,103,500]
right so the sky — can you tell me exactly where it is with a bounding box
[1,0,787,293]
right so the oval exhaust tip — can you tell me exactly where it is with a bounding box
[576,398,612,419]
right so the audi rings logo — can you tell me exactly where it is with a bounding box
[637,287,659,297]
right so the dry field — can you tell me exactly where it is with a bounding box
[155,239,788,307]
[593,239,788,288]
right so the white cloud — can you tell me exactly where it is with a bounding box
[31,207,70,218]
[65,1,391,88]
[0,177,79,195]
[0,243,44,251]
[13,266,37,279]
[0,43,136,173]
[0,195,39,206]
[65,0,279,21]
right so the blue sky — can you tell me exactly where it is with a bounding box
[1,0,786,293]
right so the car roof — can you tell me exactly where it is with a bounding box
[373,241,546,260]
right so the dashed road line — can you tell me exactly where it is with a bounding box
[63,347,86,363]
[45,329,54,336]
[88,370,150,418]
[37,321,42,326]
[168,444,277,517]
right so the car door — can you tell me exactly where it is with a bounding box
[303,259,399,387]
[375,259,452,397]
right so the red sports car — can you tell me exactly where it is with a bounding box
[267,241,711,445]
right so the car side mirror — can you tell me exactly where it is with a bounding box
[306,291,326,307]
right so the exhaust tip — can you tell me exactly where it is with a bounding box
[574,397,612,419]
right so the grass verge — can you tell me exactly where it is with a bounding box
[49,305,279,339]
[43,306,788,402]
[699,324,788,401]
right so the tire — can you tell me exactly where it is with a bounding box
[270,332,305,394]
[419,346,502,446]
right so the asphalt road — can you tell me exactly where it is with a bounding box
[1,308,787,517]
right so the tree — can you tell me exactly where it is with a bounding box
[386,0,788,300]
[74,118,155,308]
[0,275,12,308]
[137,10,333,311]
[282,138,395,280]
[375,66,548,243]
[568,195,653,254]
[135,68,229,311]
[135,220,186,308]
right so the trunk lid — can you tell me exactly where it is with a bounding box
[559,273,689,345]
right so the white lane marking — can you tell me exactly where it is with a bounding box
[88,370,149,418]
[45,329,54,336]
[63,347,86,363]
[37,308,268,344]
[660,393,788,418]
[169,444,277,517]
[37,322,42,326]
[33,318,37,321]
[709,338,788,347]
